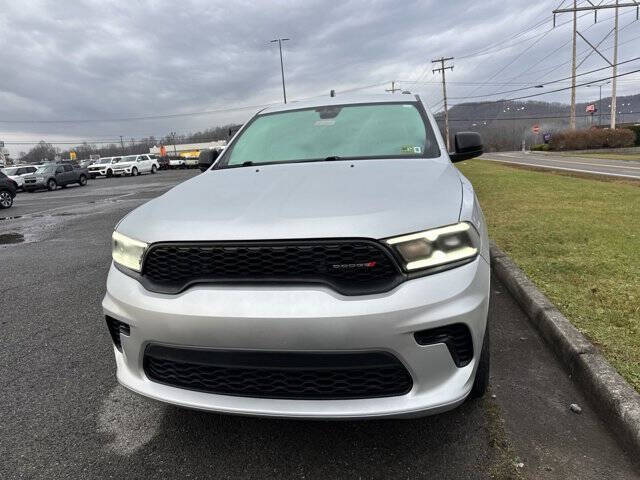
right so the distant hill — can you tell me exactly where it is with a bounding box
[434,93,640,151]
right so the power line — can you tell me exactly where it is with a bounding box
[446,55,640,99]
[0,102,274,124]
[451,66,640,106]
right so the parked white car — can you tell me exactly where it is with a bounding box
[1,165,38,190]
[112,154,159,176]
[88,157,122,178]
[169,157,186,169]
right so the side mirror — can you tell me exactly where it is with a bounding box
[198,150,215,172]
[449,132,483,163]
[198,149,221,172]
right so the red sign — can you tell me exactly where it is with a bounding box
[532,124,540,134]
[586,104,597,113]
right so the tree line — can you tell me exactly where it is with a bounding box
[18,124,240,163]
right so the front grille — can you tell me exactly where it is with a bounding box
[414,323,474,367]
[143,345,413,399]
[140,239,403,295]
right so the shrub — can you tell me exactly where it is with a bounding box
[549,128,635,151]
[531,144,550,151]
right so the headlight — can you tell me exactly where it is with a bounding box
[36,176,44,182]
[112,231,148,272]
[386,222,480,271]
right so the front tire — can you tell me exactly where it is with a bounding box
[0,190,13,208]
[78,175,87,186]
[151,165,157,174]
[47,179,57,191]
[131,167,138,177]
[470,326,490,399]
[106,169,113,178]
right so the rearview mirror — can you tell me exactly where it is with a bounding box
[449,132,483,163]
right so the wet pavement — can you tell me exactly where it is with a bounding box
[1,169,638,479]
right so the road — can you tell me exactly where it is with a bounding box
[1,170,638,479]
[481,151,640,180]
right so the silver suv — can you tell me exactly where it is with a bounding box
[103,94,490,419]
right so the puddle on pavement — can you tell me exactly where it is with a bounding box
[0,233,24,244]
[0,216,22,221]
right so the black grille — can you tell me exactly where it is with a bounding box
[140,239,403,295]
[414,323,474,367]
[143,345,413,399]
[105,316,130,351]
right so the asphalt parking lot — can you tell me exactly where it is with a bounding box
[1,170,639,479]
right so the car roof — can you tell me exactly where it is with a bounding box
[259,93,421,115]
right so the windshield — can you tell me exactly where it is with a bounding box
[35,165,55,174]
[3,167,19,175]
[97,158,111,164]
[122,155,137,162]
[221,102,439,168]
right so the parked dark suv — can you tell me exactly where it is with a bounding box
[23,163,89,192]
[0,171,17,209]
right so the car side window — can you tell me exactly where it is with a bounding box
[56,166,64,174]
[63,164,73,172]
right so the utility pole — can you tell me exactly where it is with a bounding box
[570,0,577,130]
[385,81,401,93]
[270,38,290,104]
[432,57,454,151]
[611,0,619,129]
[553,0,639,130]
[119,135,125,154]
[170,131,177,156]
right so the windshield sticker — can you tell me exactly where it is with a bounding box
[314,119,336,126]
[401,145,420,154]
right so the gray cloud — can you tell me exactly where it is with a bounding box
[0,0,638,155]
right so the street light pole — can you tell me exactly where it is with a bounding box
[588,81,610,126]
[270,38,290,104]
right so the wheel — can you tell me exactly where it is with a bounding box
[78,175,87,186]
[47,179,57,191]
[131,167,138,176]
[151,165,157,174]
[470,326,490,399]
[0,190,13,208]
[106,169,113,178]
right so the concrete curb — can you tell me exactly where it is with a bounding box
[490,243,640,455]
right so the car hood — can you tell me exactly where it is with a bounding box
[117,158,463,243]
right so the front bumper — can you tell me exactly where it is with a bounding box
[23,180,45,190]
[102,256,490,419]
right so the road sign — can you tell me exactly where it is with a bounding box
[532,125,540,134]
[586,104,597,113]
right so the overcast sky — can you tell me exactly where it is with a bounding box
[1,0,639,156]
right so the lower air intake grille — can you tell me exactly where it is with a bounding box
[143,345,413,399]
[105,316,130,352]
[140,239,403,295]
[414,323,474,367]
